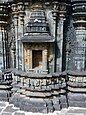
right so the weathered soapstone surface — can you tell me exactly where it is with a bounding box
[0,101,86,115]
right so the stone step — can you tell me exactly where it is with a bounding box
[1,101,86,114]
[14,112,25,115]
[68,93,86,101]
[69,101,86,108]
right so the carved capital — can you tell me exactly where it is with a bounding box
[59,3,66,11]
[11,4,17,12]
[59,13,65,19]
[24,2,29,9]
[17,2,25,18]
[18,2,24,11]
[19,11,25,18]
[59,3,66,19]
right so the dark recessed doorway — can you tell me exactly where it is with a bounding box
[32,50,42,68]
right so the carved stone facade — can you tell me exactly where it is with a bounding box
[0,0,86,73]
[0,0,86,113]
[24,43,51,72]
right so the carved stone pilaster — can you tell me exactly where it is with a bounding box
[27,49,31,69]
[52,1,59,72]
[43,49,48,70]
[0,27,4,69]
[11,4,19,69]
[52,1,66,72]
[17,2,25,70]
[58,3,66,72]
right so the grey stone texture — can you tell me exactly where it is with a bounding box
[0,101,86,115]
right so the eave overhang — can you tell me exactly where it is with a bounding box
[21,34,55,43]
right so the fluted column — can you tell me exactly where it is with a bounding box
[1,27,7,69]
[0,4,9,69]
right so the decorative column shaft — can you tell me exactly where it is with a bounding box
[57,14,65,71]
[0,27,5,69]
[4,29,9,69]
[52,1,59,72]
[18,2,25,70]
[57,4,66,72]
[0,3,10,69]
[72,0,86,71]
[28,49,31,70]
[12,4,19,69]
[52,1,66,72]
[43,49,48,70]
[1,27,7,69]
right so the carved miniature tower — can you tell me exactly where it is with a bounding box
[21,4,55,73]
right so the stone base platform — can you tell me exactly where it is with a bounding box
[9,93,62,113]
[68,93,86,108]
[1,101,86,115]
